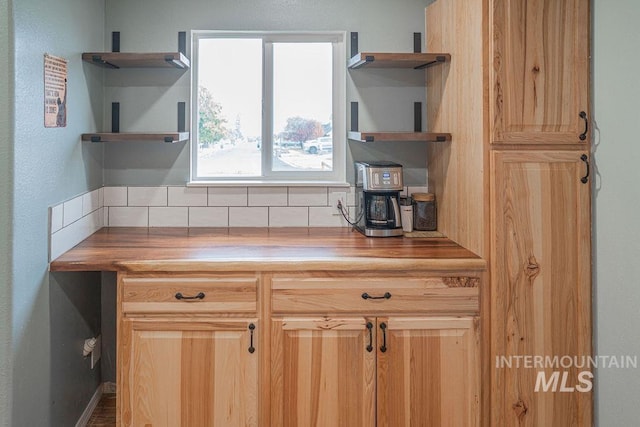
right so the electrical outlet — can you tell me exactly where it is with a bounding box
[91,335,101,369]
[329,192,347,215]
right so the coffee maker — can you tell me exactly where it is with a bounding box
[354,161,404,237]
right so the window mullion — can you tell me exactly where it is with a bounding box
[262,40,274,177]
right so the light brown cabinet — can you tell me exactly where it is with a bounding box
[491,0,590,144]
[114,269,484,426]
[118,275,260,427]
[491,150,592,426]
[269,275,481,427]
[119,318,259,426]
[376,316,479,427]
[489,1,593,422]
[426,0,592,425]
[270,317,377,426]
[270,316,479,427]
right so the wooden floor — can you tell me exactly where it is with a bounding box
[86,393,116,426]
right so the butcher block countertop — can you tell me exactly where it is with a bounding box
[49,227,485,273]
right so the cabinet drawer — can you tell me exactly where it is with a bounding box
[271,276,479,315]
[122,276,258,314]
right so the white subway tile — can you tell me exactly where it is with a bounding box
[128,187,167,206]
[82,189,102,216]
[108,207,149,227]
[50,204,63,234]
[103,186,127,206]
[50,228,74,261]
[50,226,74,261]
[208,187,248,206]
[269,207,309,227]
[50,209,103,261]
[347,186,357,207]
[229,207,268,227]
[248,187,287,206]
[288,187,328,206]
[329,186,357,207]
[309,206,349,227]
[63,196,83,227]
[189,207,229,227]
[149,207,188,227]
[168,187,207,206]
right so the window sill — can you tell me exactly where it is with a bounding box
[187,180,350,188]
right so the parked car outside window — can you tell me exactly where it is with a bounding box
[303,136,333,154]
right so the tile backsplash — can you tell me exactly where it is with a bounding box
[101,186,357,228]
[49,188,104,261]
[48,184,428,261]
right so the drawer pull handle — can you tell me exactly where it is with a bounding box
[380,322,388,353]
[366,322,374,352]
[175,292,205,300]
[248,323,256,354]
[361,292,392,300]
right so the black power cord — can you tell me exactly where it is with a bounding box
[337,200,363,226]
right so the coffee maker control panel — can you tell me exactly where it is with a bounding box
[356,161,403,191]
[373,170,402,187]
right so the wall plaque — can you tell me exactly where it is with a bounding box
[44,53,68,128]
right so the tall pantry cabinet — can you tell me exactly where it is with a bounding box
[426,0,592,425]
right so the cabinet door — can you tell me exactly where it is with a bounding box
[491,151,592,426]
[119,318,259,427]
[377,317,480,427]
[492,0,589,144]
[271,317,376,427]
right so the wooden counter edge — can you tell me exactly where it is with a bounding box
[116,257,486,273]
[50,257,486,273]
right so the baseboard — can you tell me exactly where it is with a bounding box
[75,385,103,427]
[102,381,117,394]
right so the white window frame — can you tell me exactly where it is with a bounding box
[190,30,347,185]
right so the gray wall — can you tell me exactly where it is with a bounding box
[102,0,432,186]
[1,0,13,425]
[4,1,640,426]
[593,1,640,424]
[10,0,105,424]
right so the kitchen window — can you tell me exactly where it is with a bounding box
[190,31,346,184]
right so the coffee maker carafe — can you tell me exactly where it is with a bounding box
[354,161,404,237]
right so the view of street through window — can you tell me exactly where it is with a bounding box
[195,37,333,177]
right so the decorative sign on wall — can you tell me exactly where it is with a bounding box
[44,53,68,128]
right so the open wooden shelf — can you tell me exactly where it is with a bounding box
[81,132,190,143]
[348,131,451,143]
[82,52,190,69]
[348,52,450,69]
